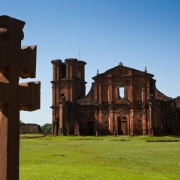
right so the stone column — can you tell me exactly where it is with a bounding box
[129,79,133,102]
[52,83,55,105]
[56,63,59,80]
[108,86,112,103]
[98,82,102,104]
[142,105,146,135]
[115,114,118,135]
[146,79,150,100]
[59,104,63,135]
[127,116,130,135]
[94,82,98,103]
[108,77,112,103]
[94,109,99,132]
[53,64,56,80]
[56,83,59,104]
[52,109,56,135]
[115,86,119,99]
[149,103,153,136]
[82,63,84,80]
[142,87,145,102]
[130,108,134,134]
[108,109,114,134]
[70,84,72,102]
[99,108,103,135]
[142,78,146,102]
[66,63,69,78]
[70,63,72,78]
[125,84,127,99]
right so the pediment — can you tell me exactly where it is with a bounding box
[93,64,154,80]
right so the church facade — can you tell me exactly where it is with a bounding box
[51,58,180,136]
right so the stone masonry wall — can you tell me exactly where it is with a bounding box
[20,123,41,134]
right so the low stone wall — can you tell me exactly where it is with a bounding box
[20,123,41,134]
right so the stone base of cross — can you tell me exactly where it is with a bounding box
[0,16,40,180]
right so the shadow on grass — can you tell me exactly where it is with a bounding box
[146,139,179,142]
[167,135,180,138]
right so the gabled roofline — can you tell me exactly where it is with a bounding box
[92,64,154,79]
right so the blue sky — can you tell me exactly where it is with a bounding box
[1,0,180,125]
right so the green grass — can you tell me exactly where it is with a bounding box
[20,136,180,180]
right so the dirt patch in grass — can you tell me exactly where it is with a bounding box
[20,135,46,139]
[53,154,66,157]
[69,137,103,140]
[111,139,130,141]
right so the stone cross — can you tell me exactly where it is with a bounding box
[0,16,40,180]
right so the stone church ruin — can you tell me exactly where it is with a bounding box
[51,58,180,136]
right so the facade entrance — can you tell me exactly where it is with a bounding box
[74,124,79,135]
[118,117,127,135]
[87,121,94,135]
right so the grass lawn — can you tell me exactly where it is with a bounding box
[20,135,180,180]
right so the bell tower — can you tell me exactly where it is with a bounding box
[51,58,86,135]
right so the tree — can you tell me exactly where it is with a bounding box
[41,123,52,134]
[20,120,24,124]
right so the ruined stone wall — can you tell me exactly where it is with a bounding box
[175,96,180,108]
[20,123,41,134]
[155,88,172,101]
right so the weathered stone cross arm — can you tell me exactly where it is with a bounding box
[19,81,40,111]
[0,81,40,111]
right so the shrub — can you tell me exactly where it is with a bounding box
[41,123,52,134]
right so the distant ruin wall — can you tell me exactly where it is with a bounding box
[20,123,41,134]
